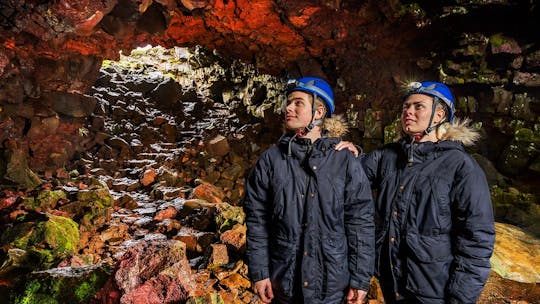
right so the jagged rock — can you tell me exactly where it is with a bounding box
[215,203,245,234]
[206,243,229,267]
[513,72,540,87]
[492,87,513,114]
[191,180,226,204]
[489,33,522,55]
[3,148,41,189]
[364,109,383,139]
[178,199,217,231]
[525,49,540,69]
[219,223,246,254]
[59,186,113,231]
[43,91,98,118]
[93,239,195,304]
[472,153,506,186]
[173,227,215,257]
[205,135,230,158]
[99,223,130,245]
[186,293,225,304]
[114,193,139,209]
[497,127,540,176]
[491,222,540,283]
[153,205,177,221]
[218,272,251,291]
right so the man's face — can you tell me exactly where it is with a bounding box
[285,91,314,131]
[401,93,436,135]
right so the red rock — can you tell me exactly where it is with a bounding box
[191,180,226,204]
[153,206,177,221]
[220,224,246,253]
[0,196,18,210]
[140,168,157,186]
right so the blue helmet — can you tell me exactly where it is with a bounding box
[403,81,456,122]
[286,77,335,117]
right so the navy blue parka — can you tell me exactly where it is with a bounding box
[243,132,375,304]
[361,120,495,303]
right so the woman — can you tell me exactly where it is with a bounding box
[243,77,375,304]
[356,81,495,303]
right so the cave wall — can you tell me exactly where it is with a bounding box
[0,0,539,189]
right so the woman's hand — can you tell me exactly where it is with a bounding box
[253,278,274,303]
[335,141,360,157]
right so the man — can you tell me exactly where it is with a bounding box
[243,77,375,304]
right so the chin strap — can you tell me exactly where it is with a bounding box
[422,96,448,136]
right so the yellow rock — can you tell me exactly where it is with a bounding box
[491,222,540,283]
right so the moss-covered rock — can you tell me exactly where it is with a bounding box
[13,263,110,304]
[35,189,67,210]
[491,185,540,236]
[0,213,79,269]
[59,186,113,231]
[215,203,245,234]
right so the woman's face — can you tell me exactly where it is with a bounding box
[285,91,315,131]
[401,93,443,135]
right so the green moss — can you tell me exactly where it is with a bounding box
[36,190,66,210]
[42,214,79,258]
[515,128,535,142]
[21,197,38,211]
[215,203,245,233]
[76,188,113,208]
[490,33,505,48]
[2,215,79,268]
[74,273,101,302]
[186,293,225,304]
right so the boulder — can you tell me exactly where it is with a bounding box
[491,222,540,283]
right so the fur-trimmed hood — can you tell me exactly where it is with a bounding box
[434,118,480,146]
[397,118,480,146]
[322,114,348,137]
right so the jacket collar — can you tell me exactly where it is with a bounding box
[279,133,341,159]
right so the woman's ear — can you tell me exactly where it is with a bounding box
[433,106,446,125]
[314,105,326,120]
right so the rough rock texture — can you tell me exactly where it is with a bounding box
[1,1,540,186]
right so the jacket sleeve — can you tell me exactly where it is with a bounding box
[360,148,383,187]
[446,158,495,303]
[242,153,273,282]
[345,155,375,291]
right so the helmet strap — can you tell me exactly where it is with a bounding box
[298,92,320,136]
[423,96,440,136]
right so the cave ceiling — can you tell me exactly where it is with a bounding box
[0,0,539,112]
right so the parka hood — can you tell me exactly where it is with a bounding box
[396,118,480,146]
[434,118,480,146]
[322,114,349,137]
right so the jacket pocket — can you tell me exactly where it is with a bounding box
[269,237,296,296]
[406,232,452,262]
[321,234,349,297]
[404,233,453,298]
